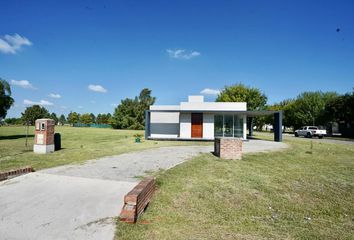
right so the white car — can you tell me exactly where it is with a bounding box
[295,126,326,139]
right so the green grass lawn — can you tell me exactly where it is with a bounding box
[0,126,209,171]
[116,136,354,239]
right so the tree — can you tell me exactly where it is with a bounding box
[323,90,354,137]
[50,112,59,125]
[80,113,94,124]
[90,113,96,123]
[262,99,296,131]
[96,113,112,124]
[67,112,80,125]
[59,114,66,125]
[21,105,50,125]
[0,78,15,120]
[216,83,267,110]
[112,88,155,129]
[217,83,267,134]
[4,117,23,125]
[290,91,338,129]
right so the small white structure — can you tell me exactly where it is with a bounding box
[146,95,248,140]
[34,119,55,154]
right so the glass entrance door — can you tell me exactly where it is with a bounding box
[224,115,233,137]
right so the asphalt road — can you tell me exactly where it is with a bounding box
[283,133,354,146]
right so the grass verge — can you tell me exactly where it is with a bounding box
[0,126,210,171]
[116,138,354,239]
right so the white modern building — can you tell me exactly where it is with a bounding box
[145,95,283,142]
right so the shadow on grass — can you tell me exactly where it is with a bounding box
[0,135,35,140]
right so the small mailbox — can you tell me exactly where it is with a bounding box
[34,119,55,154]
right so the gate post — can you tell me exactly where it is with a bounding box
[274,111,282,142]
[145,110,151,140]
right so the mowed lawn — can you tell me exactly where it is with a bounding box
[116,136,354,239]
[0,126,209,171]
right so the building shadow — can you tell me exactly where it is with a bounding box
[0,135,35,140]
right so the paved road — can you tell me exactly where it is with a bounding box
[0,141,287,240]
[283,134,354,146]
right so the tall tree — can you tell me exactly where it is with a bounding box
[59,114,66,125]
[323,90,354,137]
[80,113,94,124]
[216,83,267,110]
[0,78,15,120]
[96,113,112,124]
[112,88,155,129]
[67,112,80,125]
[217,83,267,134]
[90,113,96,123]
[50,112,59,124]
[21,105,50,125]
[291,91,338,128]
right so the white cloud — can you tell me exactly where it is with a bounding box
[88,84,107,93]
[166,49,201,60]
[11,80,36,89]
[24,99,54,106]
[200,88,220,95]
[49,93,61,98]
[78,105,83,109]
[110,103,118,107]
[0,33,32,54]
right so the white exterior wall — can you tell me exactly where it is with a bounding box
[188,95,204,102]
[203,113,214,139]
[150,112,179,138]
[179,113,191,138]
[180,102,247,111]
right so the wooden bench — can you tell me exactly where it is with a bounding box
[119,176,156,223]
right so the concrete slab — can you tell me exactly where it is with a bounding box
[0,172,135,240]
[42,146,213,182]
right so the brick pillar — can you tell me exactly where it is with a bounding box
[214,137,243,160]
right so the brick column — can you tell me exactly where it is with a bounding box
[214,137,243,160]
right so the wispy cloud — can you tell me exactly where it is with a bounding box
[11,80,36,89]
[78,105,83,109]
[110,103,118,107]
[49,93,61,98]
[166,49,200,60]
[88,84,107,93]
[24,99,54,106]
[0,33,32,54]
[200,88,220,96]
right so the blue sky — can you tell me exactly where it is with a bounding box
[1,0,353,118]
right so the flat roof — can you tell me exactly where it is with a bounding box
[147,109,281,116]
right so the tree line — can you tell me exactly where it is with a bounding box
[217,83,354,137]
[1,79,155,130]
[1,77,353,136]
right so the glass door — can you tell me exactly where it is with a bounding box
[233,115,243,137]
[224,115,233,137]
[214,115,223,137]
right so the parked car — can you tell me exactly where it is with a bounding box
[295,126,326,138]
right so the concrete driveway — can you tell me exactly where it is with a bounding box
[0,141,286,240]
